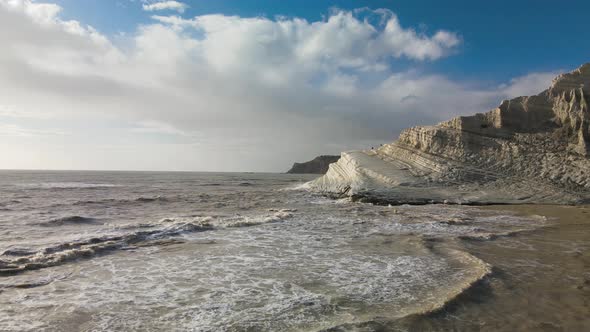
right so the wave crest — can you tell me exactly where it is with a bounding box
[39,216,98,227]
[1,210,296,275]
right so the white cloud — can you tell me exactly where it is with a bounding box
[142,1,188,13]
[150,9,461,73]
[0,1,562,171]
[498,71,561,98]
[1,0,60,24]
[379,15,461,60]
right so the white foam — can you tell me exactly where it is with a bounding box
[281,182,313,191]
[216,211,294,228]
[143,212,295,229]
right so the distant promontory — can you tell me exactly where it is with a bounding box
[287,155,340,174]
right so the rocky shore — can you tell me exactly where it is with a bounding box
[308,63,590,205]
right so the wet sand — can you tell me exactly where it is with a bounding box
[385,205,590,331]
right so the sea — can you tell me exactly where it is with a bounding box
[0,170,588,331]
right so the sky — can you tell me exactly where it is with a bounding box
[1,0,589,172]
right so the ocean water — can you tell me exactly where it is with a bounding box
[0,171,586,331]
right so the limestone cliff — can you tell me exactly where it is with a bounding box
[309,63,590,205]
[286,155,340,174]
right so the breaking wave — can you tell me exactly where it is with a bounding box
[324,244,493,331]
[0,218,212,275]
[0,210,296,275]
[39,216,98,227]
[0,273,72,290]
[401,245,492,315]
[134,196,168,202]
[56,196,175,208]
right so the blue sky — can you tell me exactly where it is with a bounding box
[0,0,588,171]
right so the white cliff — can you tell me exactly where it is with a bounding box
[308,63,590,205]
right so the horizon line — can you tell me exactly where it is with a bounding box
[0,168,287,174]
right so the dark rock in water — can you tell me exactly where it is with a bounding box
[287,155,340,174]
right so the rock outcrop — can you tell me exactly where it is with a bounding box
[309,63,590,205]
[287,155,340,174]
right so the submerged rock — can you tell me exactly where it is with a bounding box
[309,63,590,205]
[287,155,340,174]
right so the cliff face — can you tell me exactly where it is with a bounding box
[309,63,590,205]
[287,155,340,174]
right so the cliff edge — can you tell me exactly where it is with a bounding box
[287,155,340,174]
[308,63,590,205]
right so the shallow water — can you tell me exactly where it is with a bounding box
[392,205,590,332]
[0,171,587,331]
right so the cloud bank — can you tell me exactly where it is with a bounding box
[0,0,559,171]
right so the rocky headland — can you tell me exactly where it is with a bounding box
[287,155,340,174]
[308,63,590,205]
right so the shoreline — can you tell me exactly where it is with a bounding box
[329,202,571,331]
[482,203,590,224]
[399,203,590,331]
[362,202,590,331]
